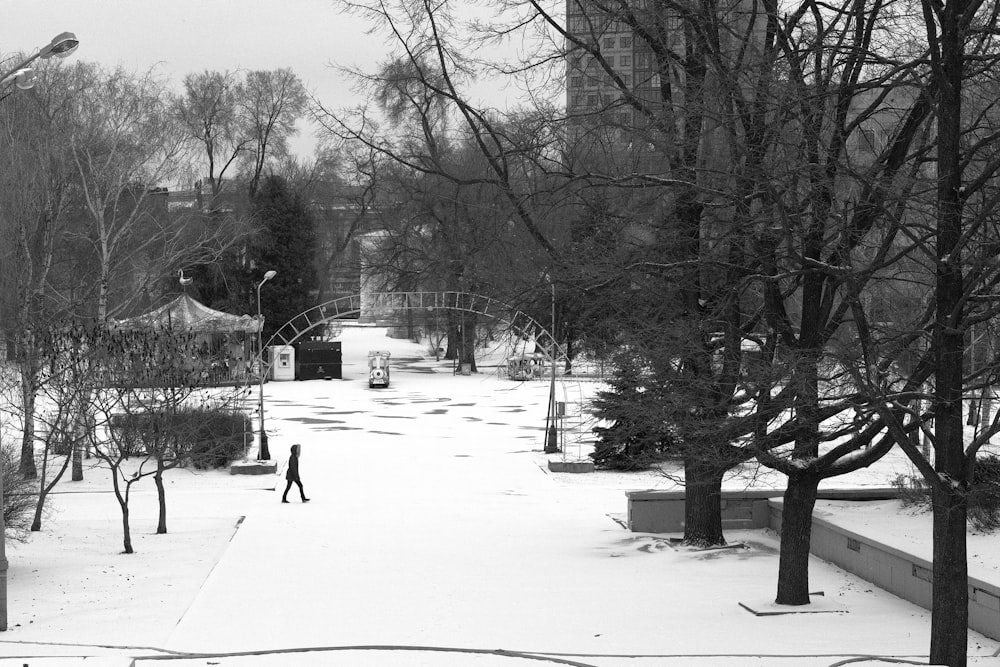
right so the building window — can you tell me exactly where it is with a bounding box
[620,36,632,48]
[623,74,631,86]
[859,127,878,153]
[570,76,583,88]
[604,37,616,49]
[620,55,631,67]
[636,53,650,68]
[587,94,599,107]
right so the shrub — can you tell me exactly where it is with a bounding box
[110,407,250,469]
[2,444,38,541]
[891,474,930,509]
[970,456,1000,532]
[890,457,1000,532]
[187,408,252,470]
[109,412,155,458]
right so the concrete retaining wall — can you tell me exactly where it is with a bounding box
[626,488,899,533]
[770,501,1000,641]
[624,488,1000,640]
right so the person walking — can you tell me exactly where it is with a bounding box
[281,444,310,503]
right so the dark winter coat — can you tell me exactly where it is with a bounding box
[286,451,300,481]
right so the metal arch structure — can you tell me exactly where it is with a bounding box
[262,291,565,363]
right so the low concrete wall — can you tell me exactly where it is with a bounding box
[627,488,1000,639]
[626,489,775,533]
[626,487,900,533]
[770,501,1000,641]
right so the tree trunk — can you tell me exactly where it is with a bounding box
[19,374,37,479]
[930,485,968,666]
[111,472,133,554]
[120,502,133,554]
[927,0,969,662]
[445,320,458,360]
[461,313,477,373]
[682,459,727,547]
[71,436,83,482]
[155,466,167,534]
[31,442,52,532]
[71,402,87,481]
[775,472,820,605]
[30,447,71,532]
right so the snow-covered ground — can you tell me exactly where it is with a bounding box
[0,324,998,666]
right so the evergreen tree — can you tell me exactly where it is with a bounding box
[251,175,318,341]
[591,350,676,470]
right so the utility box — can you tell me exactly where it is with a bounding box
[296,341,342,380]
[270,345,296,381]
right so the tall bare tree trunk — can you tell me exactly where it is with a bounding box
[775,472,820,605]
[18,370,37,479]
[928,0,969,662]
[682,458,727,547]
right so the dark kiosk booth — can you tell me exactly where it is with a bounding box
[296,341,342,380]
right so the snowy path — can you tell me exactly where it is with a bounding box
[2,328,998,665]
[162,364,998,663]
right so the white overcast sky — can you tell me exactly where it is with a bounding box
[0,1,544,160]
[0,0,416,159]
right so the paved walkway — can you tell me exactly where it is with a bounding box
[163,369,999,665]
[3,348,999,665]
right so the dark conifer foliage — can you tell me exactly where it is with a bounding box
[250,175,318,341]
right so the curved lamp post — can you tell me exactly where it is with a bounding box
[256,270,277,461]
[0,32,79,100]
[0,31,80,634]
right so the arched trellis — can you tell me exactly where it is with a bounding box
[263,291,565,364]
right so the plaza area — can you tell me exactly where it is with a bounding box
[1,327,998,666]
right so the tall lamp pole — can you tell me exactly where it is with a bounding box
[544,277,559,454]
[256,270,277,461]
[0,31,80,633]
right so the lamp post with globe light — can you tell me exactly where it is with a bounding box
[256,270,277,461]
[0,31,80,633]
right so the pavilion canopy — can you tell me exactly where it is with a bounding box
[112,294,262,334]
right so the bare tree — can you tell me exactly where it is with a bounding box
[86,324,251,548]
[0,61,82,478]
[66,64,189,322]
[173,69,251,204]
[27,324,95,532]
[239,68,309,198]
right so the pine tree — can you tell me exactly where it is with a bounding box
[251,175,318,341]
[591,350,676,470]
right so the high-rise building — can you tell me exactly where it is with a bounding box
[564,2,685,130]
[564,0,763,133]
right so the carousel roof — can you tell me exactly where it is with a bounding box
[113,294,262,333]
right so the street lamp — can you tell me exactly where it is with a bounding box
[0,30,80,634]
[0,32,79,100]
[544,276,560,454]
[256,270,277,461]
